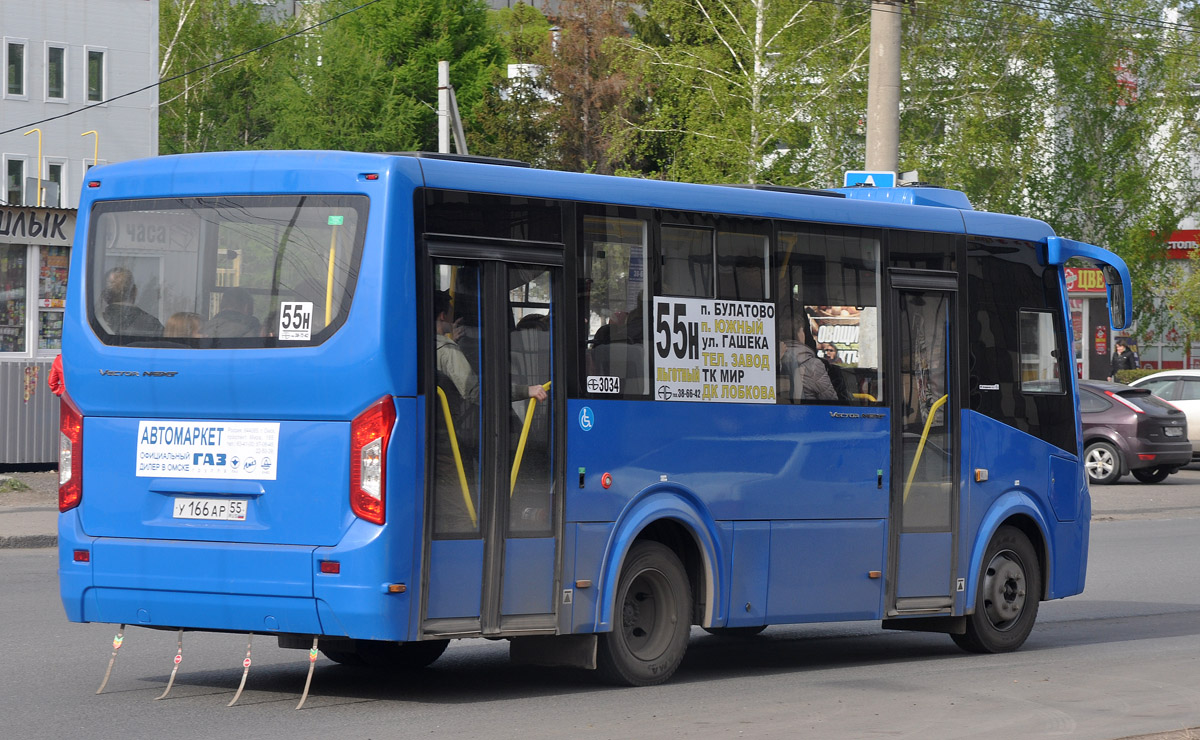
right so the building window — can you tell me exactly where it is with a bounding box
[87,49,104,102]
[0,243,28,353]
[6,158,24,205]
[39,246,70,351]
[46,44,65,100]
[46,161,64,208]
[6,41,25,97]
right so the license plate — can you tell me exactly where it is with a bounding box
[1165,426,1183,437]
[173,497,248,521]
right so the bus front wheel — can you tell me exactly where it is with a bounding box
[597,541,692,686]
[953,525,1041,654]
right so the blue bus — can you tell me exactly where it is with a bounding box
[58,151,1131,686]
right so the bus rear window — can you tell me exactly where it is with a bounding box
[87,195,366,348]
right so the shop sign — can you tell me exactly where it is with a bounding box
[1167,230,1200,260]
[0,206,75,247]
[1065,267,1106,293]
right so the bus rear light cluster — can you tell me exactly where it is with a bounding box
[59,394,84,512]
[349,397,396,525]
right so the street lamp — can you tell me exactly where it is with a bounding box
[81,130,99,171]
[23,128,42,206]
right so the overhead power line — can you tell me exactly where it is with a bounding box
[0,0,384,138]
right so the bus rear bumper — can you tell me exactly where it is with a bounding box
[59,513,323,634]
[57,512,410,640]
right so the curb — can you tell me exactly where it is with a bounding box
[0,534,57,549]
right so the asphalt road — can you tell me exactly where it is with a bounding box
[1,469,1199,739]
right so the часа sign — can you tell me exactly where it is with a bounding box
[0,206,74,246]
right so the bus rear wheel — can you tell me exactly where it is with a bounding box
[953,525,1041,654]
[597,541,692,686]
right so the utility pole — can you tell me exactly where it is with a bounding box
[438,61,451,154]
[865,0,901,174]
[436,60,470,155]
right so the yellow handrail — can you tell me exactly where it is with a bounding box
[435,387,477,527]
[853,392,878,402]
[903,394,949,503]
[511,381,552,496]
[325,224,338,327]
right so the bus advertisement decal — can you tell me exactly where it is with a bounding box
[135,421,280,480]
[652,296,775,403]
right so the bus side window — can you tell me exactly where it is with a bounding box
[774,226,882,405]
[580,214,649,397]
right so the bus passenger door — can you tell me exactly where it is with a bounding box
[887,272,959,616]
[422,254,562,638]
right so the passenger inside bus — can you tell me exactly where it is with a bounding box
[101,267,163,337]
[434,291,547,405]
[203,287,261,338]
[434,290,480,406]
[778,311,836,402]
[164,311,205,338]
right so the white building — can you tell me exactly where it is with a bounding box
[1,0,158,209]
[0,0,158,464]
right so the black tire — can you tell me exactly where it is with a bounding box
[323,639,449,669]
[701,625,767,637]
[952,525,1041,654]
[358,639,449,669]
[319,644,365,666]
[597,541,692,686]
[1083,441,1122,485]
[1131,466,1171,484]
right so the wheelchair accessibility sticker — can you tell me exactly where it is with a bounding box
[578,406,594,432]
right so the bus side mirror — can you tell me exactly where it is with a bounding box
[1103,265,1126,329]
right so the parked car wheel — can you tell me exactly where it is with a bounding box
[1131,466,1171,484]
[1084,440,1122,485]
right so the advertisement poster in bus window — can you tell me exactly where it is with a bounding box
[652,296,775,403]
[810,308,863,365]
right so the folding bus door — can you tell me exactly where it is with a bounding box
[887,269,959,616]
[421,250,563,638]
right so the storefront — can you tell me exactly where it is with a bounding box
[0,204,75,465]
[1066,266,1121,380]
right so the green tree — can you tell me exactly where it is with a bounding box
[1019,2,1200,343]
[262,0,504,152]
[159,0,284,153]
[544,0,632,174]
[614,0,871,185]
[896,0,1054,214]
[469,3,557,165]
[490,1,551,63]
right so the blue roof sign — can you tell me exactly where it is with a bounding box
[844,170,896,188]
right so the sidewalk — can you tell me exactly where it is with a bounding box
[0,470,59,549]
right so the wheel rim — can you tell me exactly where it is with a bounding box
[981,549,1027,631]
[1085,446,1115,481]
[620,568,677,661]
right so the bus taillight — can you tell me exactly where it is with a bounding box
[350,397,396,525]
[59,394,83,512]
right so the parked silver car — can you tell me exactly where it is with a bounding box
[1127,370,1200,460]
